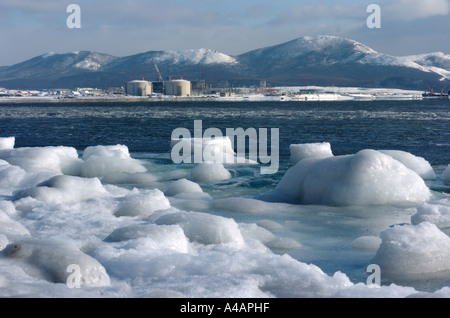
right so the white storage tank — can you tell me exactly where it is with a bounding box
[126,80,152,96]
[165,79,191,96]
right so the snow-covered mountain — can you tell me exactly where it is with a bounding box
[1,51,117,78]
[236,35,449,88]
[0,35,448,89]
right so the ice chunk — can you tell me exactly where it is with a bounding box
[14,175,111,204]
[256,219,283,232]
[164,179,203,197]
[442,164,450,182]
[372,222,450,282]
[0,137,15,150]
[0,239,110,286]
[351,236,381,254]
[80,145,147,178]
[0,234,8,251]
[114,188,171,217]
[0,146,83,175]
[171,136,235,155]
[82,144,132,160]
[289,142,333,164]
[411,199,450,229]
[0,210,30,240]
[0,161,27,189]
[155,211,245,247]
[104,224,189,253]
[171,136,257,164]
[262,149,431,206]
[379,150,436,179]
[189,162,231,182]
[212,197,284,214]
[265,237,302,251]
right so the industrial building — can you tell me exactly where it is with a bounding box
[125,80,152,96]
[165,79,191,97]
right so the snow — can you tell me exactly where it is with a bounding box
[80,145,147,178]
[411,199,450,229]
[289,142,333,164]
[155,48,238,65]
[189,162,232,182]
[41,52,56,58]
[260,149,431,206]
[378,150,436,179]
[0,140,449,298]
[1,239,110,286]
[0,137,14,149]
[113,188,171,218]
[372,222,450,282]
[164,178,203,197]
[74,59,102,71]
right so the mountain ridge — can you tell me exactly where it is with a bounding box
[1,35,448,90]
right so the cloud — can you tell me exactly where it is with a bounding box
[383,0,449,21]
[0,0,64,13]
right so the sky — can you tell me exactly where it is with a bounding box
[0,0,449,66]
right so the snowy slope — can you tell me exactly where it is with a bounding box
[154,48,238,65]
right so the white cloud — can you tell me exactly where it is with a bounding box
[383,0,449,20]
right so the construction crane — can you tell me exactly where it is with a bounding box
[152,59,163,82]
[441,84,447,99]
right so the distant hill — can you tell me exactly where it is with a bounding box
[0,35,448,90]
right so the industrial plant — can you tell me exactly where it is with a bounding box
[125,59,192,97]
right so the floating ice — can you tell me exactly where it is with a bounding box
[104,223,189,254]
[155,211,245,247]
[212,197,286,214]
[265,237,302,251]
[0,239,110,286]
[0,146,83,175]
[372,222,450,282]
[164,178,203,197]
[14,175,111,204]
[0,137,15,150]
[260,149,431,206]
[351,236,381,254]
[80,145,147,178]
[171,136,257,164]
[0,141,448,298]
[0,161,27,189]
[189,162,232,182]
[379,150,436,179]
[114,188,171,218]
[289,142,333,165]
[0,203,30,241]
[411,199,450,229]
[442,164,450,182]
[256,219,283,232]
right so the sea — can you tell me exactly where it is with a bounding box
[0,99,449,298]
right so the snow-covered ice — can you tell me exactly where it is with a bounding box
[259,149,431,206]
[372,222,450,283]
[289,142,333,165]
[442,164,450,182]
[0,139,449,298]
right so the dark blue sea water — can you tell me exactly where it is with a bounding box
[0,99,449,166]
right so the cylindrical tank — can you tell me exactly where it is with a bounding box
[165,80,191,96]
[125,80,152,96]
